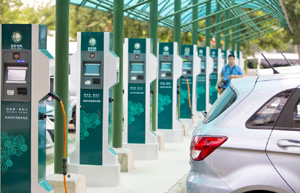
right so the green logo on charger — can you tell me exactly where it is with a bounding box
[89,38,97,46]
[11,32,22,43]
[1,132,28,171]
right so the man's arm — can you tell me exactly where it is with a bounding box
[229,74,244,79]
[229,66,244,79]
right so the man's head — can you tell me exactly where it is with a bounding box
[228,54,235,66]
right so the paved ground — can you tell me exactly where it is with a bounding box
[46,124,192,193]
[87,136,191,193]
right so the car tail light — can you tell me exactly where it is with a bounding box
[190,136,228,161]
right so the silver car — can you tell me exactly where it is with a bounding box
[187,73,300,193]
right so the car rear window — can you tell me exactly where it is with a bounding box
[246,89,293,129]
[204,87,237,123]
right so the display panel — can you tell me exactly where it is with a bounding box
[201,62,205,69]
[6,66,27,83]
[161,62,172,71]
[182,62,192,70]
[131,63,144,73]
[84,63,100,76]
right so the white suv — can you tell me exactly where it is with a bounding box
[187,73,300,193]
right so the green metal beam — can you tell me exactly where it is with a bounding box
[217,0,259,32]
[84,0,113,11]
[181,0,255,28]
[231,18,236,51]
[241,28,279,43]
[214,12,276,37]
[54,0,69,174]
[225,9,230,50]
[239,26,280,42]
[112,0,124,148]
[158,0,211,22]
[231,20,280,41]
[197,2,271,33]
[174,0,181,119]
[124,0,153,11]
[205,0,211,47]
[192,0,198,45]
[236,18,241,53]
[216,2,221,49]
[150,0,158,131]
[221,17,277,39]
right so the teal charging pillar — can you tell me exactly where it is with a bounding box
[0,24,54,193]
[157,42,183,142]
[196,47,213,112]
[69,32,120,186]
[180,45,200,130]
[209,49,224,104]
[123,38,158,160]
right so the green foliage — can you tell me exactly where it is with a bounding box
[0,0,23,24]
[282,0,300,45]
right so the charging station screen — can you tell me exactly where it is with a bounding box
[85,63,100,76]
[161,62,172,71]
[6,67,27,83]
[131,63,144,73]
[183,62,192,70]
[201,62,205,69]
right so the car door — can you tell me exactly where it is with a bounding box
[266,87,300,193]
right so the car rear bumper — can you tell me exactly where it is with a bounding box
[186,160,232,193]
[186,171,231,193]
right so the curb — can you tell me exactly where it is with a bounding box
[167,173,188,193]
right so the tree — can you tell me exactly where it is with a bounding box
[282,0,300,63]
[0,0,23,24]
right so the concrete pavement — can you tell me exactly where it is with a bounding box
[46,132,192,193]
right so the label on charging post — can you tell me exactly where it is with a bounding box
[197,74,206,111]
[158,80,173,129]
[127,84,146,144]
[80,89,103,165]
[180,77,193,119]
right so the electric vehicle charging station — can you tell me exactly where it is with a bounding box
[237,51,245,71]
[0,24,54,193]
[231,50,239,66]
[157,42,183,142]
[180,45,200,130]
[123,38,159,160]
[209,49,224,105]
[196,47,213,112]
[222,50,230,65]
[69,32,120,186]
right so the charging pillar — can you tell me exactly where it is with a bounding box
[0,24,54,193]
[209,49,224,104]
[238,51,245,71]
[196,47,213,112]
[69,32,120,186]
[123,38,158,160]
[231,50,239,67]
[157,42,183,142]
[222,50,230,65]
[180,45,200,130]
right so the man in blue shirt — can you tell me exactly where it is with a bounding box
[219,54,244,91]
